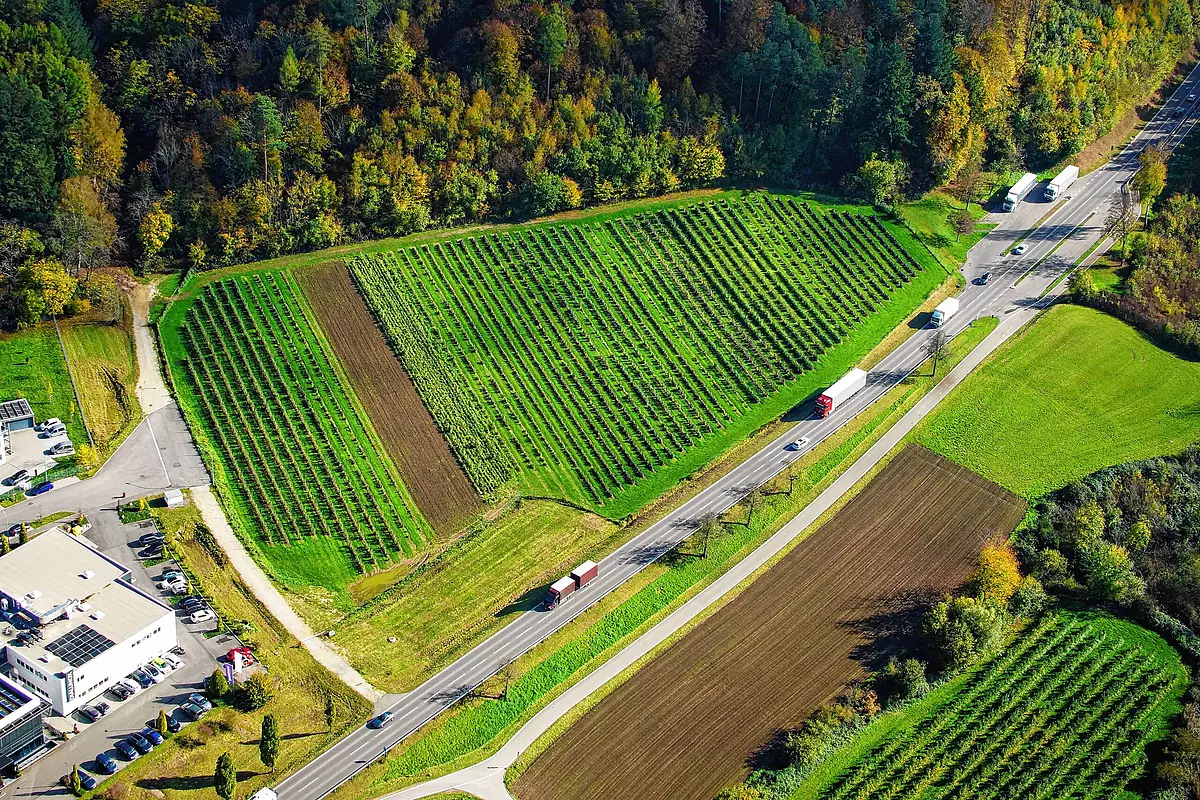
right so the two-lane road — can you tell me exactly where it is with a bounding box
[279,61,1200,800]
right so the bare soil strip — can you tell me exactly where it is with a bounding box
[514,446,1026,800]
[296,262,482,534]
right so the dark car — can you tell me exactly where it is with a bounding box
[368,711,395,729]
[80,705,103,722]
[109,683,133,701]
[26,482,53,496]
[978,271,992,285]
[187,693,213,712]
[166,714,182,733]
[61,771,97,791]
[127,732,153,754]
[114,740,138,761]
[180,701,205,721]
[95,752,118,774]
[141,727,164,745]
[131,669,154,688]
[139,533,164,547]
[180,598,206,612]
[4,523,23,537]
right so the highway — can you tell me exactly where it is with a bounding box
[278,61,1200,800]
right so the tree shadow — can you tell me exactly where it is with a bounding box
[840,587,942,671]
[137,775,212,791]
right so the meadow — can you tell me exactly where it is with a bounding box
[914,305,1200,497]
[162,270,430,587]
[0,326,87,445]
[351,191,944,517]
[792,610,1186,800]
[58,310,140,453]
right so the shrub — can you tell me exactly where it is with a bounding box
[893,658,930,700]
[207,668,230,700]
[925,595,1008,670]
[969,542,1022,604]
[1010,576,1049,617]
[236,673,273,711]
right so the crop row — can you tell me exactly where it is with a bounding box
[179,272,430,574]
[351,193,928,509]
[821,614,1183,800]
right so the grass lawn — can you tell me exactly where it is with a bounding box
[292,500,619,691]
[787,609,1185,800]
[898,191,993,271]
[0,325,86,444]
[323,320,997,798]
[1088,251,1132,294]
[58,307,140,453]
[90,499,373,800]
[913,304,1200,498]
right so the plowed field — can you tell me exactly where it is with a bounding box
[514,446,1026,800]
[296,262,481,534]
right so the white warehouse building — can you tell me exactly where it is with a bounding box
[0,528,176,715]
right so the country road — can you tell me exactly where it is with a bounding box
[277,54,1200,800]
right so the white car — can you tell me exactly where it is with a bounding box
[1189,93,1196,102]
[1011,244,1028,256]
[35,418,61,432]
[49,441,74,456]
[143,663,166,684]
[787,437,812,451]
[189,609,215,624]
[38,425,66,439]
[117,678,141,695]
[162,653,184,671]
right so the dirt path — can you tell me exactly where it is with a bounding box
[129,282,174,413]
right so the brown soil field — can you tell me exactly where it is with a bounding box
[295,262,482,534]
[514,446,1026,800]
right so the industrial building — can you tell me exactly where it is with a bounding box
[0,528,176,715]
[0,399,34,467]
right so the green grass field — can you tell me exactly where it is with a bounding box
[913,305,1200,497]
[898,191,993,272]
[59,311,140,452]
[160,270,430,588]
[0,326,86,445]
[352,191,945,517]
[790,609,1186,800]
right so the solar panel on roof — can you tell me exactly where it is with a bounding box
[0,400,32,423]
[45,624,116,667]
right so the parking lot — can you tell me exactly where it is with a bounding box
[0,426,73,491]
[11,510,242,797]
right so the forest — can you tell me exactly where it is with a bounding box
[0,0,1194,326]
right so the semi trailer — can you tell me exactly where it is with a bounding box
[816,369,868,418]
[1044,165,1078,201]
[931,297,959,327]
[1003,172,1038,211]
[546,560,600,608]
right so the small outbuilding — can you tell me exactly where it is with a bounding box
[0,399,34,467]
[164,488,185,508]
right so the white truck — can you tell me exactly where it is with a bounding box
[1044,165,1078,201]
[816,369,868,418]
[931,297,959,328]
[1003,172,1038,211]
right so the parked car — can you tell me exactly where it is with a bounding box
[95,752,118,774]
[108,683,133,701]
[61,771,97,791]
[49,441,74,456]
[140,533,164,547]
[179,701,206,721]
[80,705,103,722]
[141,727,164,746]
[187,693,213,712]
[369,711,395,729]
[26,482,53,496]
[38,425,66,439]
[163,653,184,671]
[118,677,142,695]
[127,732,153,754]
[2,470,27,487]
[131,668,155,688]
[35,418,61,432]
[161,568,184,581]
[114,740,139,761]
[143,663,166,684]
[4,523,23,537]
[189,609,215,624]
[180,597,206,612]
[166,714,182,733]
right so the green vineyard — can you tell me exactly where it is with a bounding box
[175,271,431,581]
[350,191,942,515]
[805,611,1185,800]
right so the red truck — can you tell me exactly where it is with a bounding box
[546,561,600,609]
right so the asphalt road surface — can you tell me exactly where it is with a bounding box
[278,61,1200,800]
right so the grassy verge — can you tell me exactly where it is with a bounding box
[58,305,141,455]
[911,304,1200,498]
[89,499,372,800]
[0,325,86,445]
[324,319,997,800]
[897,191,992,271]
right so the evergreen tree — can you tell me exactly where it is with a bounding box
[260,714,280,771]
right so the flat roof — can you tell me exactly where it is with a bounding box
[0,529,171,671]
[0,400,32,425]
